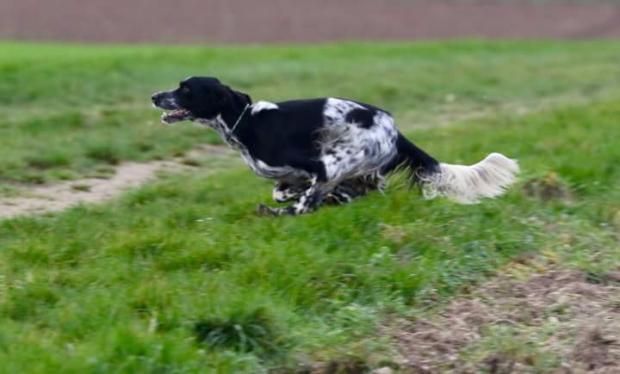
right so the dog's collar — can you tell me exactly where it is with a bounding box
[227,104,251,142]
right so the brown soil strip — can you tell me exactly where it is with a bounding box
[0,145,234,220]
[1,0,620,43]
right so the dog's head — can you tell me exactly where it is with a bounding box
[151,77,250,125]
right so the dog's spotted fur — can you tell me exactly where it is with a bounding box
[152,77,519,216]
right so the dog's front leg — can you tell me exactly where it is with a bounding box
[258,177,325,216]
[272,181,309,203]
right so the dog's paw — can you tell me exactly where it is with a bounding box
[256,204,277,216]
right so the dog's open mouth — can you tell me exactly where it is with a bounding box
[160,108,193,124]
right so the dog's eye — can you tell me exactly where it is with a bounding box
[180,86,191,95]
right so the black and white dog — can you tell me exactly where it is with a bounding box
[152,77,519,216]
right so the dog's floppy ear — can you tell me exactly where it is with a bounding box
[213,83,251,109]
[212,83,234,108]
[233,90,252,105]
[225,86,252,106]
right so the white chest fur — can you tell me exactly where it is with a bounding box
[239,149,308,180]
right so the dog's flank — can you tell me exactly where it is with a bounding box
[319,98,397,181]
[152,76,520,216]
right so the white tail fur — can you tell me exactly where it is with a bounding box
[420,153,520,204]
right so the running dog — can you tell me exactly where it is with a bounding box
[152,77,519,216]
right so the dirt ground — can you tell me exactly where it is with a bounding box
[0,145,235,220]
[386,268,620,373]
[1,0,620,43]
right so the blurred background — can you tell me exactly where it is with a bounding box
[1,0,619,43]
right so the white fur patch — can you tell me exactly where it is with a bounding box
[251,101,279,115]
[273,189,292,202]
[319,98,398,182]
[196,115,227,136]
[240,153,310,180]
[421,153,520,204]
[323,98,365,125]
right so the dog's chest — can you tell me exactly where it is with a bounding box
[239,150,307,180]
[239,151,274,177]
[200,116,308,181]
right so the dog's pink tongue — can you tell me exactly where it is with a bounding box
[161,109,189,125]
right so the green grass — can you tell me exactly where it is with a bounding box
[1,100,619,372]
[0,41,619,372]
[0,109,220,184]
[2,41,620,185]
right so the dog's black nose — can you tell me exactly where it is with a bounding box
[151,93,160,104]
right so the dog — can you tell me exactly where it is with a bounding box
[152,77,519,216]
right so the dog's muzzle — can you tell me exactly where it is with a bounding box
[151,92,192,125]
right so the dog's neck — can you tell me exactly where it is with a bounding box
[220,91,253,131]
[197,94,252,149]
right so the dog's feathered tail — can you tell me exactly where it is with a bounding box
[384,133,519,204]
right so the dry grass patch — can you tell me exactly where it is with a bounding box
[387,268,620,373]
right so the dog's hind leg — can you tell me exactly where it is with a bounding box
[324,172,385,205]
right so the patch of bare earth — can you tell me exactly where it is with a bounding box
[386,269,620,373]
[0,145,234,220]
[2,0,620,43]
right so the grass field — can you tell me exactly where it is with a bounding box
[0,41,619,372]
[2,41,620,187]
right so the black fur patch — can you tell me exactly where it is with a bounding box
[345,108,375,128]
